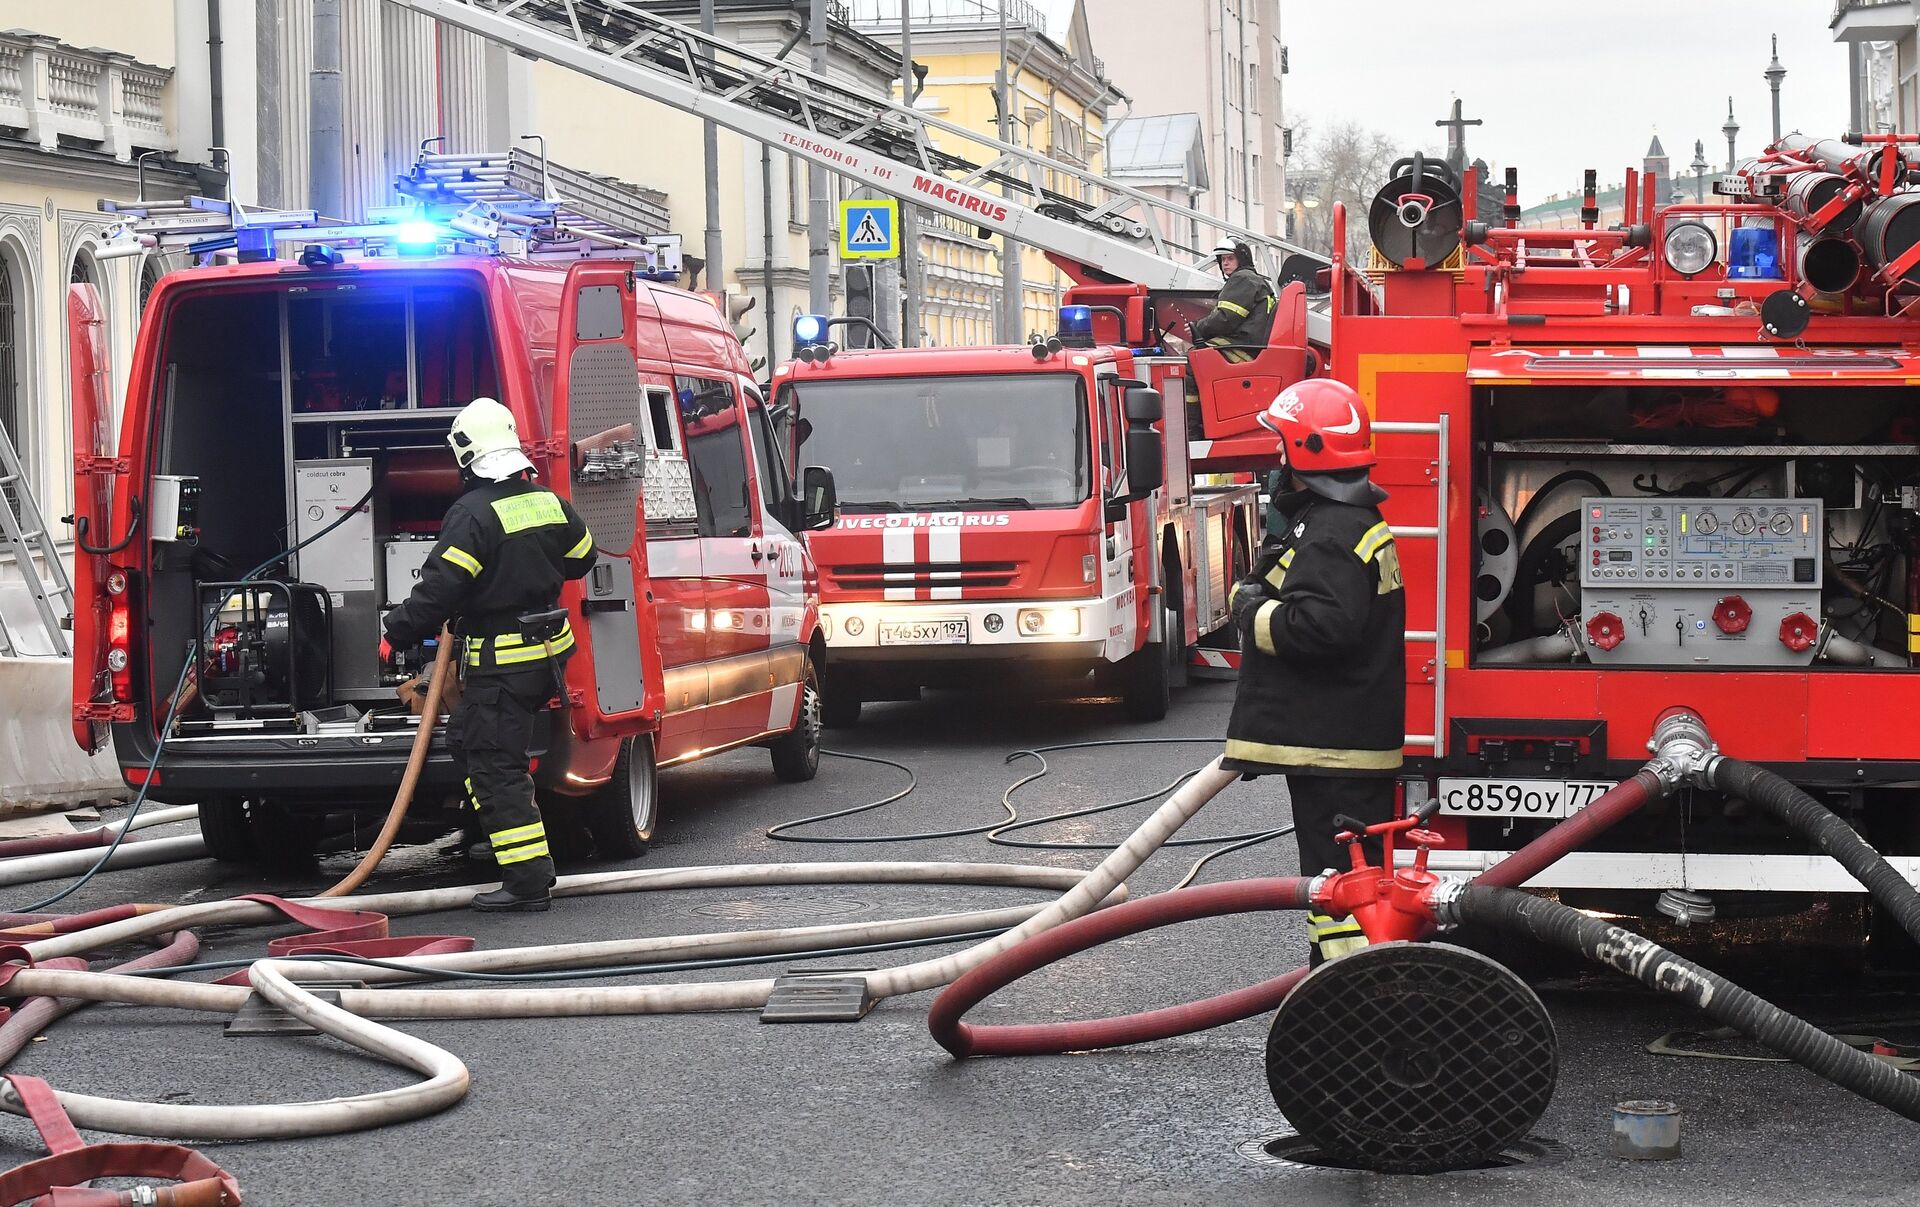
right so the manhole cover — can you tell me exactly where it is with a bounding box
[1238,1132,1570,1174]
[1266,942,1559,1174]
[689,894,876,922]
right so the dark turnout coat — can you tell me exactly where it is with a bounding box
[1223,493,1407,774]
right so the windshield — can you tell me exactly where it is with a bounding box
[785,373,1090,512]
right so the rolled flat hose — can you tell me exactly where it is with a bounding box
[1457,885,1920,1122]
[930,767,1674,1057]
[1709,757,1920,946]
[321,627,454,898]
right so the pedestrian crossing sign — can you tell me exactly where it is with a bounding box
[839,199,899,259]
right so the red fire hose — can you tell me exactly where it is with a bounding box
[928,768,1667,1058]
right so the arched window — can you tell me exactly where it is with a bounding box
[139,256,165,315]
[0,255,17,455]
[69,252,93,287]
[0,251,20,509]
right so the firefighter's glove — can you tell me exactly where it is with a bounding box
[378,637,394,663]
[1230,578,1273,633]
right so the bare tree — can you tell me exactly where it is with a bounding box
[1289,120,1423,265]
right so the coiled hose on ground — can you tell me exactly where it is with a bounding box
[1456,885,1920,1122]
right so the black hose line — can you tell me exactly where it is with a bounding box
[1457,886,1920,1123]
[771,740,1293,887]
[1710,757,1920,949]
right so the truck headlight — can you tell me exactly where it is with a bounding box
[1663,221,1717,277]
[1017,607,1080,637]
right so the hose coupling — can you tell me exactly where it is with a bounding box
[1644,708,1719,790]
[1424,876,1471,931]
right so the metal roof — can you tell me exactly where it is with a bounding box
[1106,113,1208,189]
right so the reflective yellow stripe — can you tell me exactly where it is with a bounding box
[1308,913,1367,940]
[1908,613,1920,634]
[1253,600,1281,656]
[1262,549,1294,592]
[441,546,482,576]
[464,777,478,809]
[1223,737,1404,770]
[1318,933,1370,960]
[1353,522,1393,561]
[566,531,594,559]
[492,628,575,664]
[495,841,551,865]
[489,822,546,847]
[490,492,568,534]
[466,623,575,666]
[1215,299,1250,317]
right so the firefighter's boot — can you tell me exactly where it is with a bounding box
[471,877,552,912]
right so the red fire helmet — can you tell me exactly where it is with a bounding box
[1255,378,1376,473]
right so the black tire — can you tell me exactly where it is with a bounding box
[821,665,862,729]
[584,734,659,859]
[769,659,823,783]
[1121,605,1175,722]
[196,796,255,863]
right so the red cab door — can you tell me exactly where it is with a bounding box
[549,262,665,736]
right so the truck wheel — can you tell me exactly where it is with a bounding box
[769,661,823,783]
[196,797,255,863]
[1121,605,1175,722]
[585,734,659,859]
[822,667,862,729]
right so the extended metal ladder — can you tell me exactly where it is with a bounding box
[1376,418,1451,758]
[0,425,73,657]
[387,0,1327,299]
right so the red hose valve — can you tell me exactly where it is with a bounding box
[1779,611,1818,652]
[1313,814,1448,945]
[1586,611,1625,651]
[1713,595,1753,634]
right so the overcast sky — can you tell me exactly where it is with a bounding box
[1282,1,1853,206]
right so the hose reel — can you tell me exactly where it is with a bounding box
[1266,942,1557,1174]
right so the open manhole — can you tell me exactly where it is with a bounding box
[1238,1132,1570,1174]
[688,894,876,922]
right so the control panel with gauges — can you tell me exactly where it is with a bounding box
[1579,497,1822,666]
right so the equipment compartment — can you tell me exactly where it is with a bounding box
[1472,382,1919,672]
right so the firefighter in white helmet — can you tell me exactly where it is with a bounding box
[1175,240,1277,404]
[381,397,597,911]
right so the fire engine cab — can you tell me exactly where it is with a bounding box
[69,152,835,864]
[1327,147,1920,925]
[772,308,1258,724]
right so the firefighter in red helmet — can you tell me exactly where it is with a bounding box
[1224,378,1406,964]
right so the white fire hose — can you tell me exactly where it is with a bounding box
[0,762,1240,1140]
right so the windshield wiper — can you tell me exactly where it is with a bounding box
[915,497,1035,510]
[839,500,905,513]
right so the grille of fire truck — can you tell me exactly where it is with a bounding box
[829,562,1020,591]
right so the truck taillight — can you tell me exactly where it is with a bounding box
[105,569,128,596]
[107,599,132,702]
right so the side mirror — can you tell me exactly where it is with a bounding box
[1125,428,1164,495]
[801,465,839,532]
[1123,386,1164,424]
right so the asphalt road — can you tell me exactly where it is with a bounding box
[3,679,1918,1206]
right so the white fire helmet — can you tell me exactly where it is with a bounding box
[448,397,535,481]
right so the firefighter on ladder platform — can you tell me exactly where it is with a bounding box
[1174,240,1277,403]
[1222,379,1407,964]
[381,397,598,912]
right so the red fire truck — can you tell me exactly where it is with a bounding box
[1304,147,1920,922]
[771,318,1258,724]
[69,155,835,863]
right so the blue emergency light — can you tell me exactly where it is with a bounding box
[1727,225,1783,281]
[794,314,829,349]
[1058,304,1095,347]
[392,220,445,254]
